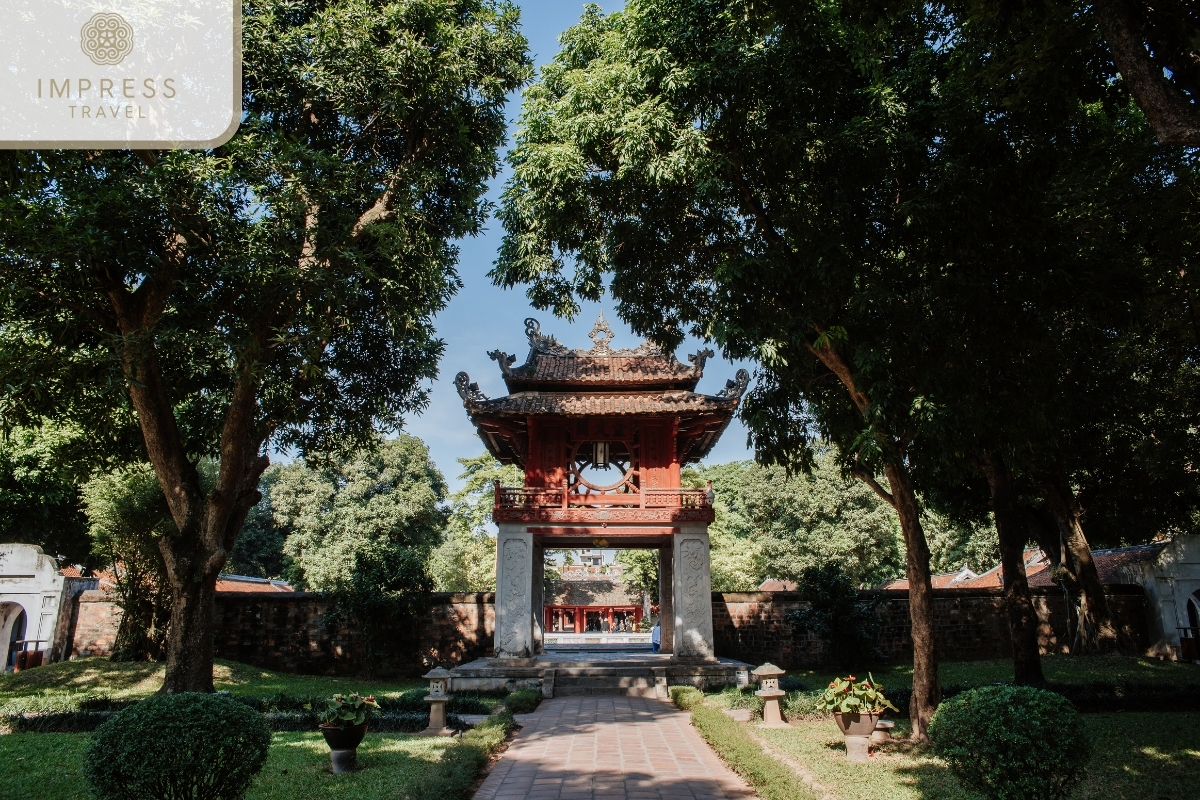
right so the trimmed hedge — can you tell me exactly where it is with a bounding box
[85,693,270,800]
[410,712,516,800]
[930,685,1090,800]
[502,688,542,714]
[669,685,705,710]
[689,702,818,800]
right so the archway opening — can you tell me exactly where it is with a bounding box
[3,605,27,671]
[544,547,658,652]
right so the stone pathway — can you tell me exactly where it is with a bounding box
[473,696,757,800]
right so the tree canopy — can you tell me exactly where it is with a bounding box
[0,0,531,691]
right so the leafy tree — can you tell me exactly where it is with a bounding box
[225,466,288,579]
[496,0,1196,722]
[0,425,93,568]
[427,453,522,592]
[924,512,998,576]
[787,563,883,670]
[81,464,184,661]
[691,456,903,590]
[271,435,447,673]
[615,549,659,601]
[0,0,531,691]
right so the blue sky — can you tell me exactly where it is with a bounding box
[403,1,755,491]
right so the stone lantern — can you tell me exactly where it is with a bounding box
[752,662,791,728]
[421,667,455,736]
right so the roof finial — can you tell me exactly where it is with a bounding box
[589,312,615,355]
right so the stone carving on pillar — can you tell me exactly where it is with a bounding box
[658,543,674,655]
[498,537,530,658]
[674,533,715,661]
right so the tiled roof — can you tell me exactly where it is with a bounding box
[59,566,84,578]
[526,355,697,384]
[1027,543,1167,587]
[758,579,799,591]
[468,391,736,416]
[879,565,979,591]
[216,574,294,593]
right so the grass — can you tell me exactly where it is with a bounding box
[0,657,424,707]
[690,703,820,800]
[786,653,1200,692]
[753,712,1200,800]
[0,717,516,800]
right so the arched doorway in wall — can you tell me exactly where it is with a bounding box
[1184,592,1200,663]
[2,603,27,671]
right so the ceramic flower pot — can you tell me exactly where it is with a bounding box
[833,712,880,762]
[320,722,367,773]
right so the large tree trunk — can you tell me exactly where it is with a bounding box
[882,461,941,744]
[1042,478,1120,654]
[159,567,219,692]
[981,452,1046,686]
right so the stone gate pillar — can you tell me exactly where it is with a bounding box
[672,526,715,661]
[531,544,545,655]
[657,542,674,654]
[494,525,534,660]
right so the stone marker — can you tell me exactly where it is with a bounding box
[753,662,791,728]
[421,667,455,736]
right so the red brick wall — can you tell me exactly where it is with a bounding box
[70,590,122,658]
[712,585,1150,668]
[70,591,495,677]
[71,585,1150,674]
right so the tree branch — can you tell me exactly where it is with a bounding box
[1096,0,1200,146]
[852,467,895,508]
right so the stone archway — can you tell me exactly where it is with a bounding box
[1,602,28,670]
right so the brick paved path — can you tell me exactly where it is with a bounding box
[473,696,757,800]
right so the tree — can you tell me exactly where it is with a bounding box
[494,0,948,738]
[691,457,903,590]
[81,464,183,661]
[0,425,94,568]
[494,0,1196,730]
[271,435,447,672]
[428,454,522,592]
[226,466,288,579]
[0,0,531,691]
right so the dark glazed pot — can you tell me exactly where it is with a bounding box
[833,712,880,737]
[320,722,367,751]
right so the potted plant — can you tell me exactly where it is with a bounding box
[318,693,380,773]
[817,674,898,762]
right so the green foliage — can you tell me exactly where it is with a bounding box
[84,693,270,800]
[924,510,999,575]
[0,0,532,687]
[0,425,93,567]
[427,454,522,592]
[669,685,705,710]
[227,467,288,579]
[318,692,380,728]
[815,674,898,715]
[80,464,185,661]
[688,455,903,591]
[615,549,658,600]
[930,685,1090,800]
[272,436,446,674]
[502,688,541,714]
[787,564,884,669]
[689,703,819,800]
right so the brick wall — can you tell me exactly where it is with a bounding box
[71,591,495,677]
[71,585,1150,675]
[712,585,1150,668]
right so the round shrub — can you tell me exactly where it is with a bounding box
[929,685,1089,800]
[85,692,271,800]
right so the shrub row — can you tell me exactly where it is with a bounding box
[501,688,542,714]
[2,708,469,734]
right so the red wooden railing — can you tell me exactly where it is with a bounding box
[494,484,711,510]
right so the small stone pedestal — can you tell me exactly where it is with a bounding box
[421,667,455,737]
[752,662,791,729]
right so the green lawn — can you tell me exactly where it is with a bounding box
[754,713,1200,800]
[785,653,1200,691]
[0,731,459,800]
[0,657,424,707]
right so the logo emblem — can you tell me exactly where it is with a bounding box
[80,13,134,66]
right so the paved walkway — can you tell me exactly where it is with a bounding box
[473,697,757,800]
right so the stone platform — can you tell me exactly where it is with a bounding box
[449,647,750,698]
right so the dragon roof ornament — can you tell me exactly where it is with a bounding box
[454,372,487,405]
[717,369,751,400]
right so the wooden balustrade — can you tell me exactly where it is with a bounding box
[494,483,710,510]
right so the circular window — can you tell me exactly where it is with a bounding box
[569,440,637,494]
